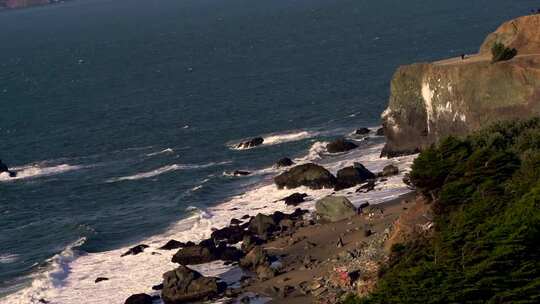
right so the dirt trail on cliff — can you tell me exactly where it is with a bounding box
[434,53,540,66]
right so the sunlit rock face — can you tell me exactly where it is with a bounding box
[381,15,540,157]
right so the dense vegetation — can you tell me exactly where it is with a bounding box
[491,42,518,63]
[346,118,540,304]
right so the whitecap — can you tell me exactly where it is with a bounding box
[0,164,84,182]
[106,162,230,183]
[145,148,175,157]
[229,130,317,150]
[0,253,19,264]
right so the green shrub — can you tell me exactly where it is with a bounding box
[491,42,518,63]
[345,118,540,304]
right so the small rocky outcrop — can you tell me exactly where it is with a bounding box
[248,214,277,240]
[160,240,185,250]
[211,225,245,244]
[172,244,216,265]
[171,238,243,265]
[240,246,276,281]
[236,137,264,149]
[354,128,370,135]
[94,277,109,283]
[326,139,358,153]
[124,293,153,304]
[121,244,149,257]
[232,170,251,176]
[161,265,225,304]
[335,163,376,190]
[379,164,399,177]
[315,196,356,222]
[376,127,384,136]
[274,163,336,190]
[282,193,308,206]
[275,157,294,167]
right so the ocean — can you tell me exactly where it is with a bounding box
[0,0,536,303]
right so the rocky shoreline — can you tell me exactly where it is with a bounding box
[113,134,423,304]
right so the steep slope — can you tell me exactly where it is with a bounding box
[381,15,540,157]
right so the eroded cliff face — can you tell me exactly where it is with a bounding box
[382,15,540,157]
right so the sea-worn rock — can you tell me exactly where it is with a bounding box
[232,170,251,176]
[316,196,356,222]
[335,164,375,190]
[356,180,376,193]
[248,214,277,239]
[381,15,540,157]
[172,240,217,265]
[380,164,399,177]
[239,246,270,270]
[375,127,384,136]
[275,157,294,167]
[355,128,370,135]
[162,265,224,304]
[274,163,336,190]
[124,293,153,304]
[121,244,149,257]
[282,193,308,206]
[211,225,245,244]
[326,139,358,153]
[241,234,263,252]
[95,277,109,283]
[216,243,244,261]
[152,283,164,290]
[160,240,185,250]
[236,137,264,149]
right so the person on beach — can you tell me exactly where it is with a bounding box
[461,54,466,60]
[0,159,17,177]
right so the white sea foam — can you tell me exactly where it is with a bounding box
[107,162,230,183]
[0,254,19,264]
[146,148,175,157]
[2,140,417,304]
[0,164,83,182]
[230,130,317,150]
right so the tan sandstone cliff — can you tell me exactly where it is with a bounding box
[381,14,540,156]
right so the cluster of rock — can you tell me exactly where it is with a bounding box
[121,131,401,303]
[122,207,311,303]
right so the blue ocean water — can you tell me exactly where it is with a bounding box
[0,0,536,300]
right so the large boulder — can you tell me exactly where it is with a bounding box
[211,225,245,244]
[248,214,277,239]
[282,193,308,206]
[355,128,370,135]
[160,240,185,250]
[162,265,224,304]
[380,164,399,177]
[236,137,264,149]
[335,164,376,190]
[240,246,270,270]
[274,163,336,190]
[172,244,217,265]
[381,15,540,157]
[124,294,153,304]
[316,196,357,222]
[326,139,358,153]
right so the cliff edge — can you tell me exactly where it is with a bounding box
[381,14,540,157]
